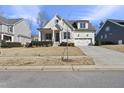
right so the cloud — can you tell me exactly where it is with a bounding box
[77,5,120,21]
[9,5,41,24]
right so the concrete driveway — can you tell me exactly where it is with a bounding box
[79,46,124,65]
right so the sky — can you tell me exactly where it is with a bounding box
[0,5,124,35]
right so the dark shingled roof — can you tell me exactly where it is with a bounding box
[38,15,96,32]
[68,20,96,31]
[0,16,23,25]
[108,19,124,25]
[56,15,95,31]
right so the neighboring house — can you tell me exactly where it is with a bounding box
[96,19,124,44]
[31,35,39,41]
[0,16,31,44]
[38,15,96,46]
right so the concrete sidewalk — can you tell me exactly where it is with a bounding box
[1,65,124,71]
[79,46,124,65]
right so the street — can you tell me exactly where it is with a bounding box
[0,71,124,88]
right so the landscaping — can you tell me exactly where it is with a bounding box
[0,41,22,48]
[0,47,95,66]
[101,45,124,53]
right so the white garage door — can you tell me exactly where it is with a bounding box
[74,38,92,46]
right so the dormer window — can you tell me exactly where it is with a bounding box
[80,22,85,29]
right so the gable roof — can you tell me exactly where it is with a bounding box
[108,19,124,26]
[98,19,124,33]
[68,20,96,31]
[39,15,96,32]
[55,15,75,30]
[0,16,23,25]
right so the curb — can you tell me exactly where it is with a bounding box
[72,65,124,71]
[0,65,124,71]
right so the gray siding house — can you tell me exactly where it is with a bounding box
[96,19,124,44]
[0,16,31,44]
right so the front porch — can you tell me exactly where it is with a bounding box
[39,28,62,45]
[0,34,13,42]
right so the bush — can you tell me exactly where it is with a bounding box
[101,41,116,45]
[95,40,116,46]
[27,41,53,47]
[0,41,22,48]
[25,42,30,47]
[95,40,101,46]
[59,42,75,47]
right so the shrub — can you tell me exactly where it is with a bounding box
[27,41,53,47]
[25,42,30,47]
[0,41,22,48]
[95,40,101,46]
[59,42,75,47]
[101,41,116,45]
[95,40,116,46]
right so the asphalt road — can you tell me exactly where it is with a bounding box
[0,71,124,88]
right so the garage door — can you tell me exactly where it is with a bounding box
[74,38,92,46]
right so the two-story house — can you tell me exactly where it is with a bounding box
[38,15,96,46]
[0,16,31,44]
[96,19,124,44]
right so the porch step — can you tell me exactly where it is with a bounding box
[53,42,60,47]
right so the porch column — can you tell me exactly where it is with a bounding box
[52,30,55,43]
[59,31,62,43]
[1,34,3,40]
[38,31,41,41]
[12,36,14,42]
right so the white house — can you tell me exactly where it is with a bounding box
[38,15,96,46]
[0,16,31,44]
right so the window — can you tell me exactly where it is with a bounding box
[8,26,13,32]
[80,22,85,29]
[86,34,89,37]
[101,35,103,39]
[64,32,70,39]
[55,19,59,24]
[118,40,123,44]
[105,26,110,31]
[46,33,52,40]
[109,33,112,35]
[104,34,107,39]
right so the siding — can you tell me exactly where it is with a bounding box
[97,21,124,44]
[14,20,31,44]
[1,25,8,33]
[44,16,74,42]
[0,25,2,32]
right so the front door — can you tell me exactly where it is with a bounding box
[55,33,59,42]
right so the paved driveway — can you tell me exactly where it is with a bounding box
[79,46,124,65]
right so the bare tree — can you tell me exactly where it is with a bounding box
[37,10,49,27]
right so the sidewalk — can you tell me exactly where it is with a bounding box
[1,65,124,71]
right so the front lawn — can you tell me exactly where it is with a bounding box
[0,47,95,66]
[0,47,84,56]
[101,45,124,53]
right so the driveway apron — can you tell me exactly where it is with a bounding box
[79,46,124,65]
